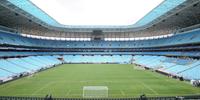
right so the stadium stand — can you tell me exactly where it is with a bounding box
[0,0,200,99]
[0,28,200,49]
[0,56,62,82]
[133,55,200,80]
[63,55,132,64]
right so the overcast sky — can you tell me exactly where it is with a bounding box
[30,0,164,25]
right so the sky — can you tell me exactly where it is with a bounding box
[30,0,164,26]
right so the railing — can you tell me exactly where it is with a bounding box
[0,95,200,100]
[0,25,18,34]
[176,23,200,34]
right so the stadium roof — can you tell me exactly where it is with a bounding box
[7,0,186,28]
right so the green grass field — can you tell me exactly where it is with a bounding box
[0,64,200,98]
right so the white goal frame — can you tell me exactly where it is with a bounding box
[83,86,108,98]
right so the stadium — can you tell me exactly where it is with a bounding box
[0,0,200,99]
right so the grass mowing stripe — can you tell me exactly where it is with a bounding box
[0,64,199,98]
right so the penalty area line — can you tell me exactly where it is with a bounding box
[66,89,71,96]
[120,90,125,96]
[31,82,54,96]
[138,80,159,95]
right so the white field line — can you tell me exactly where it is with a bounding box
[31,82,54,96]
[66,89,71,96]
[138,81,159,95]
[120,90,125,96]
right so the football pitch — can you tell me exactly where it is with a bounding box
[0,64,200,98]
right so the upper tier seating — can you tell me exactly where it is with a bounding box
[1,51,200,58]
[1,28,200,48]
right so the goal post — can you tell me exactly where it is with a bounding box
[83,86,108,98]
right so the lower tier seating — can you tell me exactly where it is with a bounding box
[0,56,62,82]
[1,55,199,83]
[63,55,132,64]
[0,55,132,82]
[133,55,200,80]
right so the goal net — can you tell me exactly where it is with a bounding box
[83,86,108,98]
